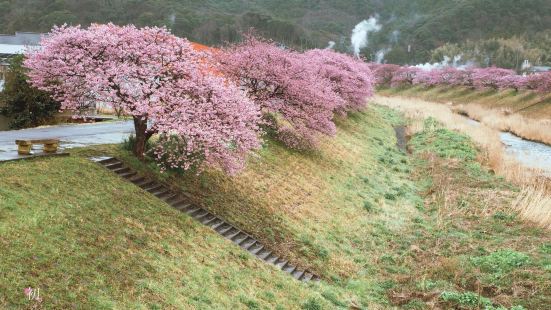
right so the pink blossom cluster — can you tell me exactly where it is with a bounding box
[304,49,374,115]
[369,64,401,87]
[390,67,421,87]
[523,73,551,93]
[373,63,551,94]
[25,24,262,174]
[412,67,473,87]
[218,35,375,149]
[471,67,517,89]
[25,25,376,173]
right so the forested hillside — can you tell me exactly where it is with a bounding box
[1,0,550,65]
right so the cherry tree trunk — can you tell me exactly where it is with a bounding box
[133,116,149,161]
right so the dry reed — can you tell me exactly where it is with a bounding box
[374,95,551,229]
[454,104,551,145]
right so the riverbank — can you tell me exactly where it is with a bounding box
[378,85,551,146]
[374,95,551,230]
[2,106,548,309]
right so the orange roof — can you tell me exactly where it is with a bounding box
[190,42,217,52]
[189,42,222,76]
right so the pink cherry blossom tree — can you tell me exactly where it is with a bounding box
[304,49,374,115]
[524,72,551,94]
[217,35,342,149]
[25,24,262,174]
[412,69,434,87]
[496,74,526,91]
[472,67,517,90]
[370,63,401,87]
[390,67,421,87]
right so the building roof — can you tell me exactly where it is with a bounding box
[529,66,551,72]
[0,44,27,55]
[0,32,43,58]
[0,32,42,45]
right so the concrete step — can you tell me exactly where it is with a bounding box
[138,181,156,188]
[120,172,138,179]
[164,195,181,204]
[274,258,288,269]
[155,190,174,200]
[216,224,233,235]
[143,183,162,192]
[232,233,249,244]
[282,263,297,274]
[291,269,305,280]
[97,157,117,165]
[240,238,256,250]
[202,216,220,226]
[256,249,272,260]
[301,272,314,282]
[223,229,241,239]
[248,243,264,255]
[113,167,131,174]
[129,176,146,184]
[173,203,191,212]
[209,219,225,230]
[149,187,168,195]
[194,212,212,222]
[105,162,123,170]
[189,208,207,218]
[91,156,321,283]
[265,254,279,264]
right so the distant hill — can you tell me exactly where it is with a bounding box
[1,0,550,65]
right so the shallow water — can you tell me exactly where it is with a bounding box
[462,117,551,173]
[500,132,551,172]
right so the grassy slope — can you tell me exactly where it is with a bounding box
[378,85,551,120]
[1,105,550,309]
[0,157,324,309]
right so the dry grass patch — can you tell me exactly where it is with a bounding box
[375,95,551,230]
[455,103,551,145]
[512,184,551,230]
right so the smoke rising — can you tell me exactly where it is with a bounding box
[351,17,382,57]
[326,41,336,49]
[414,55,474,71]
[375,48,390,63]
[390,30,400,44]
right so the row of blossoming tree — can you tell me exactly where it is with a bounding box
[370,64,551,94]
[25,24,374,175]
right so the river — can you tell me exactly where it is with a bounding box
[464,117,551,173]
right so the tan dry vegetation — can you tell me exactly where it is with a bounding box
[374,95,551,229]
[512,184,551,229]
[454,103,551,145]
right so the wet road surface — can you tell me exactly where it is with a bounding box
[0,121,134,161]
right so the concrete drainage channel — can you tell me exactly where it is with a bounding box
[90,156,321,283]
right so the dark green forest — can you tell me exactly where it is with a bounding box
[1,0,550,65]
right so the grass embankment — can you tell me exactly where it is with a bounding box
[379,85,551,145]
[375,95,551,230]
[0,156,327,309]
[1,106,550,309]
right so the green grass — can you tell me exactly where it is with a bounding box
[1,105,550,309]
[0,157,332,309]
[410,118,477,160]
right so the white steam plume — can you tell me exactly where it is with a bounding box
[351,17,382,58]
[326,41,336,49]
[390,30,400,44]
[375,48,391,63]
[414,55,475,71]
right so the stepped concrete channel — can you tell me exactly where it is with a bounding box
[90,156,321,283]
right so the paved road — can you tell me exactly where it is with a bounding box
[0,121,134,161]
